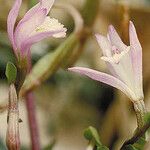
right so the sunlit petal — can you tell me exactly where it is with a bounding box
[68,67,136,100]
[14,8,47,49]
[20,29,65,56]
[129,21,143,98]
[108,25,127,51]
[95,34,112,57]
[40,0,55,14]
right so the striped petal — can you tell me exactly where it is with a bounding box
[68,67,136,100]
[95,34,112,57]
[40,0,55,14]
[21,3,41,22]
[7,0,22,51]
[22,0,54,22]
[14,8,47,50]
[129,21,143,98]
[108,25,127,51]
[20,29,65,56]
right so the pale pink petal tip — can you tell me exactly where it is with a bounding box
[68,67,86,74]
[7,0,22,51]
[129,20,142,50]
[129,21,136,32]
[68,67,77,72]
[68,67,134,99]
[95,33,100,39]
[129,20,134,26]
[108,25,115,33]
[108,24,120,40]
[95,33,105,42]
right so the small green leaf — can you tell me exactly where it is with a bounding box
[43,139,55,150]
[97,145,109,150]
[123,145,138,150]
[133,137,146,150]
[144,112,150,124]
[84,126,109,150]
[121,138,146,150]
[84,126,102,146]
[5,62,17,84]
[144,112,150,136]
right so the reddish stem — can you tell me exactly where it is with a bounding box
[25,92,41,150]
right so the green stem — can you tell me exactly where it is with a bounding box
[121,114,150,149]
[82,0,99,26]
[25,92,40,150]
[133,100,146,130]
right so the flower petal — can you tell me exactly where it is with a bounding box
[40,0,55,14]
[106,50,135,92]
[129,21,143,98]
[68,67,136,100]
[21,3,41,22]
[22,0,54,22]
[14,8,47,50]
[7,0,22,50]
[108,25,127,51]
[95,34,112,57]
[20,29,65,56]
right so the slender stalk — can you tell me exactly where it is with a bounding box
[25,55,40,150]
[25,92,40,150]
[121,114,150,149]
[133,99,146,130]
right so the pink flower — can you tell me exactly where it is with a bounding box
[7,0,67,59]
[69,21,143,102]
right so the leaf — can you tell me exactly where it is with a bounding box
[84,127,109,150]
[133,137,146,150]
[121,137,146,150]
[44,140,55,150]
[144,112,150,124]
[144,112,150,136]
[5,62,17,84]
[97,145,109,150]
[123,145,138,150]
[84,126,102,146]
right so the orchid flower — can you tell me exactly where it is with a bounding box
[7,0,67,59]
[69,21,143,102]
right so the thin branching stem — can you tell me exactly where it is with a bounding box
[25,92,40,150]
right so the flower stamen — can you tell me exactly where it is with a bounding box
[101,46,130,64]
[33,17,66,38]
